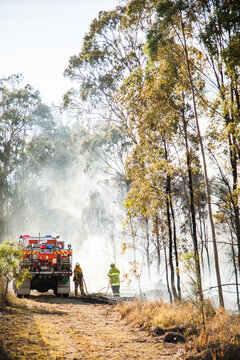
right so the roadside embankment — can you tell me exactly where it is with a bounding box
[118,300,240,360]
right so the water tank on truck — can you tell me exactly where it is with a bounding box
[13,235,72,298]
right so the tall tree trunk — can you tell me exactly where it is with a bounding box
[169,198,181,300]
[227,123,240,273]
[229,83,240,272]
[145,217,151,280]
[203,219,211,273]
[231,237,240,311]
[164,243,172,303]
[181,18,224,308]
[130,217,136,262]
[181,90,204,308]
[0,181,5,243]
[163,140,178,300]
[198,211,211,275]
[154,215,161,274]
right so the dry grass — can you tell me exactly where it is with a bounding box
[118,299,203,333]
[117,300,240,359]
[193,309,240,358]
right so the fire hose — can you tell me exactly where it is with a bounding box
[82,277,110,297]
[98,278,110,296]
[83,278,89,295]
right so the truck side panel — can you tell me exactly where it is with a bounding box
[13,279,31,296]
[57,278,70,295]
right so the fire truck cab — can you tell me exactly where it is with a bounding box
[14,235,72,298]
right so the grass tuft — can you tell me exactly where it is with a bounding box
[118,300,202,334]
[118,299,240,359]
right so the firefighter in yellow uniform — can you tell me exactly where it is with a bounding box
[74,263,85,296]
[108,263,120,297]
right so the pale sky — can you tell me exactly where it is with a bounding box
[0,0,117,105]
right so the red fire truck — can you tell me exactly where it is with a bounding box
[14,234,72,297]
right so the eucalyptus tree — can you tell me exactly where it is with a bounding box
[154,0,240,307]
[121,1,225,311]
[64,5,147,122]
[124,0,225,308]
[192,0,240,275]
[63,6,150,262]
[63,4,150,176]
[117,63,184,300]
[157,0,240,308]
[6,91,59,237]
[0,74,44,241]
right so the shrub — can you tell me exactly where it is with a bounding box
[0,241,28,307]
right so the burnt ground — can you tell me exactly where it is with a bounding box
[0,293,185,360]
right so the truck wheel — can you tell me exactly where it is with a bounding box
[63,293,69,298]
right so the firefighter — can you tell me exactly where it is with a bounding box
[73,262,85,296]
[108,263,120,297]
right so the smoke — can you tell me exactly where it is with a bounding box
[11,134,238,306]
[12,149,130,293]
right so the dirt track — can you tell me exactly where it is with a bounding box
[0,293,185,360]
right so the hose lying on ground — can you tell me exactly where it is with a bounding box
[82,278,110,297]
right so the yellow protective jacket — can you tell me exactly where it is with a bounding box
[108,265,120,286]
[74,265,83,281]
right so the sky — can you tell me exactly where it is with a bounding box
[0,0,117,105]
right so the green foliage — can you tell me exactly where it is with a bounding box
[0,241,29,305]
[0,74,41,173]
[0,74,54,240]
[64,4,147,129]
